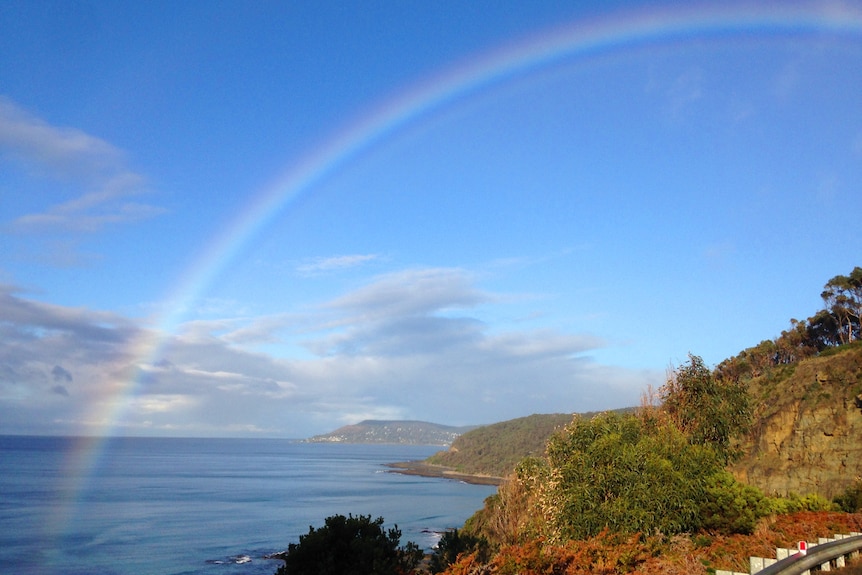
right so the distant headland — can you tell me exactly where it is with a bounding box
[302,419,477,446]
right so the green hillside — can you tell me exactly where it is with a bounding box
[426,412,610,477]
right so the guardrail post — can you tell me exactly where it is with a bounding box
[751,556,764,573]
[735,533,862,575]
[833,535,847,567]
[818,538,833,571]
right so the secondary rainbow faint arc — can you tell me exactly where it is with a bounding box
[114,3,862,435]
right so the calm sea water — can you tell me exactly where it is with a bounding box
[0,436,497,575]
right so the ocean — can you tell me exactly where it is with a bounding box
[0,436,497,575]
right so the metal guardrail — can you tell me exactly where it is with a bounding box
[756,534,862,575]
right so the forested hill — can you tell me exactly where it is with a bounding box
[304,420,477,445]
[425,412,634,478]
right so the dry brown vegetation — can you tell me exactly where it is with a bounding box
[440,512,862,575]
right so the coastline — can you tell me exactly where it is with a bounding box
[386,460,504,486]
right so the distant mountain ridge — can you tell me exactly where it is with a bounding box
[304,420,477,445]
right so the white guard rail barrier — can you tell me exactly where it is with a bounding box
[756,534,862,575]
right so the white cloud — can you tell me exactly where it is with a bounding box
[130,394,198,414]
[0,268,654,437]
[0,97,166,234]
[0,97,122,178]
[296,253,380,275]
[327,267,490,320]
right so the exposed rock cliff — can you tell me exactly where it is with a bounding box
[731,344,862,498]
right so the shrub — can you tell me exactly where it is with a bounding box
[763,492,837,515]
[429,529,489,573]
[699,470,766,535]
[522,412,724,541]
[834,479,862,513]
[661,354,751,464]
[275,514,422,575]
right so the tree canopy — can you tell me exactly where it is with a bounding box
[717,266,862,382]
[821,267,862,345]
[275,514,422,575]
[660,353,751,463]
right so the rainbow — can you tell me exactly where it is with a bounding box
[169,2,861,329]
[52,0,862,550]
[165,1,862,338]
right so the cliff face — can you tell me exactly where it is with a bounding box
[731,345,862,499]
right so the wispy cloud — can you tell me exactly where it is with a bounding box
[296,253,381,275]
[0,97,166,234]
[326,267,490,321]
[0,98,123,179]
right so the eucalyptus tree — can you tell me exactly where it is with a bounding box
[660,354,751,464]
[821,266,862,344]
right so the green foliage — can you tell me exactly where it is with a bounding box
[819,339,862,358]
[762,492,837,515]
[661,354,751,463]
[275,514,422,575]
[833,479,862,513]
[821,267,862,345]
[520,412,732,541]
[429,529,488,574]
[464,460,548,548]
[699,470,767,535]
[470,411,780,544]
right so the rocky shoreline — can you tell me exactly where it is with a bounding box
[385,460,504,486]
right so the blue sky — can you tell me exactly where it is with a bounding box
[1,1,861,437]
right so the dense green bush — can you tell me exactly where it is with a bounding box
[661,354,751,464]
[519,412,720,540]
[762,492,837,515]
[429,528,488,573]
[834,480,862,513]
[275,514,422,575]
[699,470,767,535]
[504,411,777,542]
